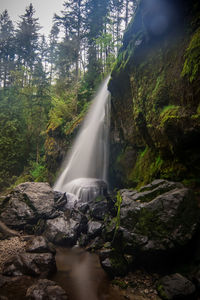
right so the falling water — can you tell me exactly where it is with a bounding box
[54,77,111,200]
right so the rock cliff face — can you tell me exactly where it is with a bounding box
[108,0,200,189]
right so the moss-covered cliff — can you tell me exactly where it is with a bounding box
[108,0,200,189]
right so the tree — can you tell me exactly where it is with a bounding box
[0,10,15,87]
[15,3,40,83]
[0,86,27,189]
[85,0,110,87]
[54,0,85,81]
[48,23,60,83]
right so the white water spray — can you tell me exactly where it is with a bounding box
[54,77,111,200]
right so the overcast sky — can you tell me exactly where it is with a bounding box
[0,0,64,36]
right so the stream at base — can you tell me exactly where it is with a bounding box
[51,247,122,300]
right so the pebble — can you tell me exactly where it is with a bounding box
[0,237,26,272]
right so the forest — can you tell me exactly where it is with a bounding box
[0,0,137,192]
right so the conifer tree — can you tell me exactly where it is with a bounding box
[15,3,40,83]
[0,10,15,87]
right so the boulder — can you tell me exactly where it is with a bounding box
[0,275,36,299]
[116,180,199,254]
[54,192,68,210]
[75,202,89,214]
[25,236,56,254]
[2,252,56,277]
[87,221,103,239]
[0,182,59,230]
[89,198,108,221]
[44,216,78,246]
[157,273,196,299]
[99,249,129,277]
[26,279,68,300]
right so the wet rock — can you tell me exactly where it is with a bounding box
[0,275,35,298]
[78,234,88,247]
[157,273,196,299]
[102,218,116,242]
[26,279,68,300]
[87,221,103,239]
[2,252,56,277]
[72,213,88,235]
[0,182,59,230]
[25,236,56,254]
[54,192,68,210]
[75,202,89,214]
[86,237,104,251]
[99,249,129,277]
[117,180,199,254]
[90,199,108,221]
[100,258,113,275]
[44,216,78,246]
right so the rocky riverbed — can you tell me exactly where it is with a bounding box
[0,180,199,299]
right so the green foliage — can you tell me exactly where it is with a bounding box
[0,88,27,190]
[157,284,168,300]
[112,279,128,289]
[181,28,200,82]
[152,75,169,109]
[116,191,122,229]
[30,162,47,182]
[136,208,168,237]
[129,148,163,188]
[48,93,76,131]
[159,105,181,127]
[0,0,138,192]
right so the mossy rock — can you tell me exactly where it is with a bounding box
[114,180,199,256]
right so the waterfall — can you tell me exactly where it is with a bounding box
[54,77,111,201]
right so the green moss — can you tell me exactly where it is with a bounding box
[182,177,200,188]
[191,103,200,119]
[112,279,128,289]
[159,105,182,127]
[112,30,144,76]
[115,191,122,229]
[128,148,163,188]
[103,242,111,248]
[160,160,187,181]
[151,74,169,110]
[140,147,148,158]
[136,208,168,237]
[181,28,200,82]
[110,253,128,276]
[197,103,200,114]
[157,284,168,300]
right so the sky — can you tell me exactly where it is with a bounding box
[0,0,64,36]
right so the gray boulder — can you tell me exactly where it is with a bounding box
[0,275,35,299]
[2,252,56,277]
[44,216,78,246]
[25,236,56,254]
[157,273,196,299]
[88,221,103,239]
[0,182,59,230]
[26,279,68,300]
[99,249,129,277]
[89,198,108,221]
[115,180,199,254]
